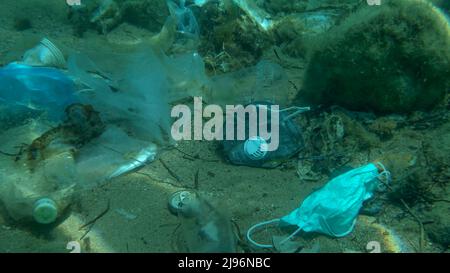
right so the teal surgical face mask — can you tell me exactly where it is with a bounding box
[246,162,391,249]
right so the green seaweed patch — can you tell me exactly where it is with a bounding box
[299,0,450,114]
[67,0,169,36]
[13,18,32,31]
[197,1,273,73]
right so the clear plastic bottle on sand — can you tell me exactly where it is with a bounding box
[0,150,77,224]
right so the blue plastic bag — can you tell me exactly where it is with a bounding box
[0,63,77,120]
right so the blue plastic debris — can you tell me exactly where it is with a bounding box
[0,63,77,120]
[246,162,391,248]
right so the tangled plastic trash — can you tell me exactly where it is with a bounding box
[0,149,77,225]
[246,162,391,249]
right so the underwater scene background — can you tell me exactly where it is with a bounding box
[0,0,449,253]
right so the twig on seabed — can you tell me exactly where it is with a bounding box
[379,180,425,252]
[231,219,252,253]
[273,48,281,62]
[427,198,450,203]
[135,171,190,189]
[398,198,425,252]
[194,169,200,190]
[79,199,111,240]
[288,80,299,92]
[171,223,182,252]
[159,158,183,183]
[0,150,17,156]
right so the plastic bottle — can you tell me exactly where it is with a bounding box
[0,150,77,225]
[33,198,59,224]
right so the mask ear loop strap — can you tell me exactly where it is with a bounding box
[246,219,280,248]
[256,105,311,122]
[279,226,303,245]
[374,162,391,183]
[246,219,303,248]
[279,106,311,122]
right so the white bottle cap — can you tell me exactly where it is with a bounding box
[33,198,58,224]
[244,136,268,160]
